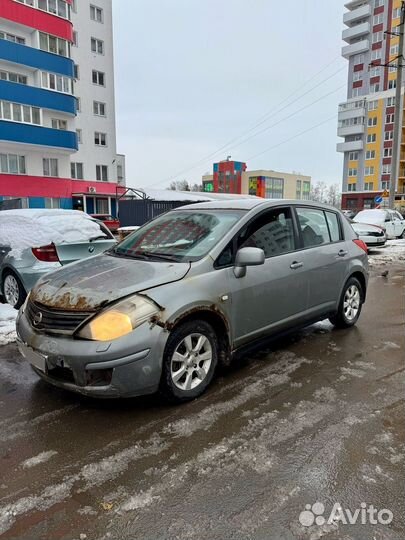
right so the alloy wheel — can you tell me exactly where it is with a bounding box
[4,275,20,308]
[170,333,213,391]
[343,285,360,321]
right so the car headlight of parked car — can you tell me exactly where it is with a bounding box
[77,295,160,341]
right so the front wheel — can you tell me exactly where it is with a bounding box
[329,277,363,329]
[160,319,218,402]
[2,271,26,309]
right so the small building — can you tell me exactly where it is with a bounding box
[202,159,311,200]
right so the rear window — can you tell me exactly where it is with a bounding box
[296,208,342,248]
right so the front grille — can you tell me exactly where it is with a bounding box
[368,231,384,237]
[26,300,93,335]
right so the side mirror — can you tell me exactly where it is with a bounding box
[233,247,265,278]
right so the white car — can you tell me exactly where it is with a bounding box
[353,209,405,240]
[349,220,386,249]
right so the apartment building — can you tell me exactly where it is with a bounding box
[338,0,405,212]
[0,0,125,214]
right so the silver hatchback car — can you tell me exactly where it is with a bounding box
[16,200,369,402]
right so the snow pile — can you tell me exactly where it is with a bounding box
[368,239,405,267]
[0,303,17,346]
[0,210,107,258]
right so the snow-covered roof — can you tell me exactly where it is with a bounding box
[137,188,261,202]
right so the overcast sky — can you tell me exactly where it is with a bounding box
[112,0,347,189]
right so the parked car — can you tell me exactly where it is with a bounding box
[0,209,116,308]
[17,200,368,402]
[353,209,405,240]
[90,214,120,233]
[349,220,386,250]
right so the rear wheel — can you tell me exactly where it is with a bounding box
[329,277,363,329]
[160,320,218,402]
[2,271,26,309]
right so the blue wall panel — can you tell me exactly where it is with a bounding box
[0,120,78,150]
[60,198,73,209]
[29,197,45,208]
[0,80,76,115]
[0,40,74,78]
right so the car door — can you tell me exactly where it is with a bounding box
[219,206,310,348]
[383,211,396,238]
[392,211,405,237]
[294,207,347,317]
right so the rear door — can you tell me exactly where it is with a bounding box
[294,207,347,317]
[392,211,405,237]
[220,206,310,347]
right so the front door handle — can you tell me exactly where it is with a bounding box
[338,249,348,257]
[290,261,303,270]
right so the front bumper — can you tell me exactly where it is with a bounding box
[16,309,169,398]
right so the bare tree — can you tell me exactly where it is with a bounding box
[326,183,341,208]
[309,181,328,203]
[168,180,191,191]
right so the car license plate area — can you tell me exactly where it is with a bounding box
[19,344,47,372]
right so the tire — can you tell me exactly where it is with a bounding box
[329,277,363,329]
[399,229,405,239]
[2,271,27,309]
[160,319,218,402]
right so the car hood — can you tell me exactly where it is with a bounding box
[30,253,191,311]
[351,222,382,233]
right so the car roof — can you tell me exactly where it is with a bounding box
[176,199,340,212]
[0,209,86,218]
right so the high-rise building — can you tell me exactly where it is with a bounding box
[0,0,125,214]
[338,0,405,213]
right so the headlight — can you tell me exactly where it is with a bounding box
[77,295,160,341]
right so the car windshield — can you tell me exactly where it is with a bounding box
[111,209,246,262]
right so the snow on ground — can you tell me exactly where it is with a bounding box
[368,239,405,267]
[0,303,17,346]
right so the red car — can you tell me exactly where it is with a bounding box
[90,214,120,233]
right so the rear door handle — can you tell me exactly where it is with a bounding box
[290,261,303,270]
[338,250,348,257]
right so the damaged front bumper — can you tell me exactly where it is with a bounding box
[16,309,169,398]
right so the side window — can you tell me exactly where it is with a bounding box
[325,211,342,242]
[296,208,330,248]
[239,207,296,258]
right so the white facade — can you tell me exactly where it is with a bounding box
[70,0,124,185]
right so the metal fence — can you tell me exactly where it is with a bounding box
[0,199,24,211]
[118,199,198,226]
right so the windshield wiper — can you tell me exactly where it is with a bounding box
[138,251,181,262]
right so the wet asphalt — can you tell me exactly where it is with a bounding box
[0,264,404,540]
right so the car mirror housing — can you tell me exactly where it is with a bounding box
[233,247,265,278]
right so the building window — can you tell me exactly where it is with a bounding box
[365,150,375,159]
[96,164,108,181]
[372,31,383,44]
[382,164,392,174]
[374,0,383,8]
[390,44,399,56]
[90,4,103,22]
[302,181,311,200]
[0,101,41,125]
[367,116,377,126]
[367,133,377,143]
[385,131,394,140]
[44,197,60,209]
[92,70,105,86]
[382,180,390,190]
[91,37,104,54]
[117,164,124,184]
[393,7,401,18]
[352,88,361,98]
[39,32,69,57]
[368,100,378,111]
[0,70,27,85]
[71,162,84,179]
[353,71,363,82]
[349,151,359,161]
[384,147,393,157]
[72,31,78,47]
[369,66,380,78]
[388,80,396,89]
[76,97,81,112]
[93,101,106,116]
[35,0,68,19]
[296,180,302,199]
[0,153,26,174]
[0,31,25,45]
[43,158,58,177]
[51,118,67,130]
[74,64,79,80]
[386,113,395,124]
[94,132,107,146]
[348,183,357,192]
[364,182,374,191]
[348,168,358,177]
[387,97,395,106]
[373,13,384,24]
[71,0,77,13]
[370,83,380,93]
[364,166,374,176]
[353,53,365,65]
[41,72,72,94]
[76,129,82,143]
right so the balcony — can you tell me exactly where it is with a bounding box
[342,39,370,58]
[337,140,364,153]
[0,40,74,78]
[0,120,78,151]
[0,80,76,115]
[342,22,371,43]
[338,105,366,122]
[337,124,365,137]
[343,3,372,26]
